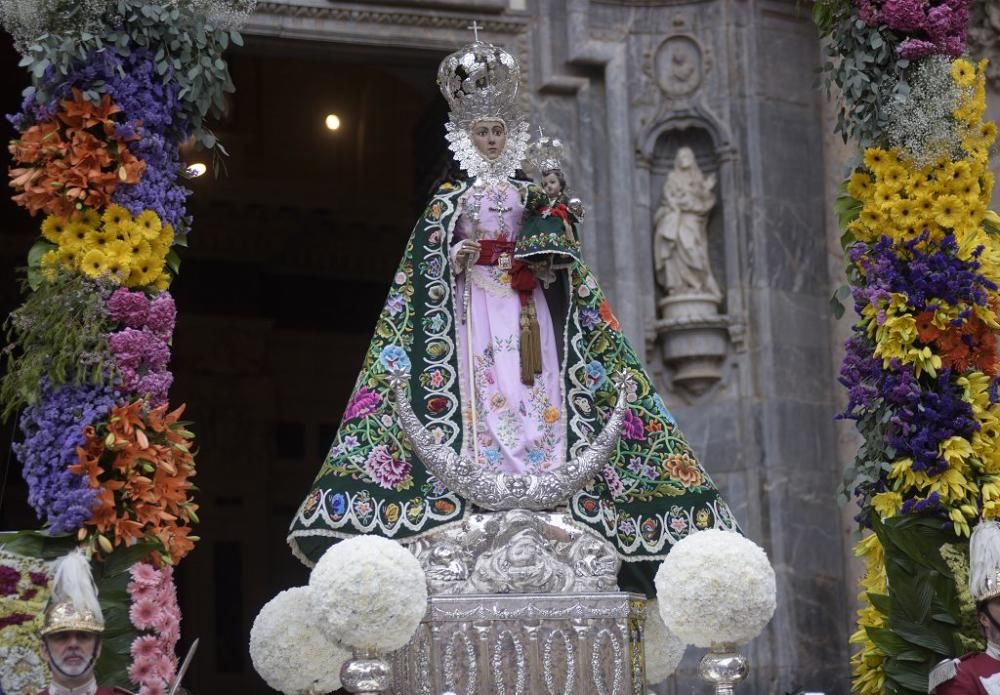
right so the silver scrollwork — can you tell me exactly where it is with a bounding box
[389,369,632,511]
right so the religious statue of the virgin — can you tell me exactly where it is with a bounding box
[287,38,735,571]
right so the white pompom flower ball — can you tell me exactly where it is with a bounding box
[309,534,428,652]
[249,586,349,694]
[643,599,686,685]
[654,529,776,648]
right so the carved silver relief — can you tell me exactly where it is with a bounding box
[388,593,647,695]
[389,369,633,511]
[410,510,620,595]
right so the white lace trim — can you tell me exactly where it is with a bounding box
[444,119,531,188]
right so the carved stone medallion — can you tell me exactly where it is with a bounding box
[654,35,704,97]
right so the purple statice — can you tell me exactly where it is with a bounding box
[839,333,883,416]
[111,131,191,229]
[12,378,117,534]
[897,38,941,61]
[851,234,995,316]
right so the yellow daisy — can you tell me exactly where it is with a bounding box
[76,209,101,228]
[57,246,80,270]
[80,249,111,279]
[101,204,132,228]
[84,228,113,253]
[863,148,891,174]
[154,272,172,292]
[63,222,92,248]
[157,223,175,249]
[127,237,153,263]
[847,172,874,201]
[41,215,68,244]
[127,257,163,288]
[103,252,131,282]
[860,206,885,229]
[933,194,965,229]
[950,59,976,88]
[890,198,918,228]
[880,164,907,193]
[104,220,133,244]
[135,210,163,240]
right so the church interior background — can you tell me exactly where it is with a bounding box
[1,0,999,693]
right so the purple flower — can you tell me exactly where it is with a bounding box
[364,445,411,489]
[13,378,116,534]
[0,566,20,596]
[344,386,382,421]
[622,410,646,442]
[882,0,926,32]
[897,38,941,60]
[580,308,601,330]
[136,372,174,408]
[106,288,150,328]
[146,292,177,340]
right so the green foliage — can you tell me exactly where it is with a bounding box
[813,0,854,37]
[17,0,239,149]
[820,14,911,147]
[871,516,973,694]
[0,272,116,422]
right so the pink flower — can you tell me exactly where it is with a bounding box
[364,444,412,489]
[130,635,162,661]
[881,0,926,33]
[154,606,179,635]
[137,371,173,408]
[344,386,381,421]
[130,598,159,630]
[622,410,646,442]
[130,563,162,588]
[128,580,157,602]
[128,656,156,684]
[155,653,177,682]
[146,293,176,339]
[139,680,167,695]
[107,288,149,328]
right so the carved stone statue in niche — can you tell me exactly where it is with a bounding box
[654,147,722,302]
[650,144,731,397]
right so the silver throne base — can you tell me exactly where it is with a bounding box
[389,591,647,695]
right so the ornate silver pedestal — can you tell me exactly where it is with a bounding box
[389,592,647,695]
[394,510,647,694]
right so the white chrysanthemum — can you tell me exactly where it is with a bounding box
[654,530,775,647]
[643,599,686,685]
[309,535,428,652]
[249,586,348,694]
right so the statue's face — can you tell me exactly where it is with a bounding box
[676,148,695,168]
[471,120,507,160]
[542,171,563,197]
[43,631,100,680]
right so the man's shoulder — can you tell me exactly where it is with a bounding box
[931,652,1000,692]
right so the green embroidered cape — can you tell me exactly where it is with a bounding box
[287,179,736,567]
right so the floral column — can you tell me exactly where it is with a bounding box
[0,2,253,692]
[816,0,1000,691]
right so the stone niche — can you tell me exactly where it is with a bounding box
[648,126,731,397]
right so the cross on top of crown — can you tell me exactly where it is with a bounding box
[467,20,482,42]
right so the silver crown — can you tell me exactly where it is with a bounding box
[437,41,521,127]
[527,132,565,173]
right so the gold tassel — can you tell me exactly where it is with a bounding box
[528,301,542,375]
[520,306,535,386]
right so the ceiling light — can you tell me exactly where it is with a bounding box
[325,114,341,131]
[183,162,207,179]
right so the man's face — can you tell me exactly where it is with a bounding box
[43,631,100,679]
[980,600,1000,642]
